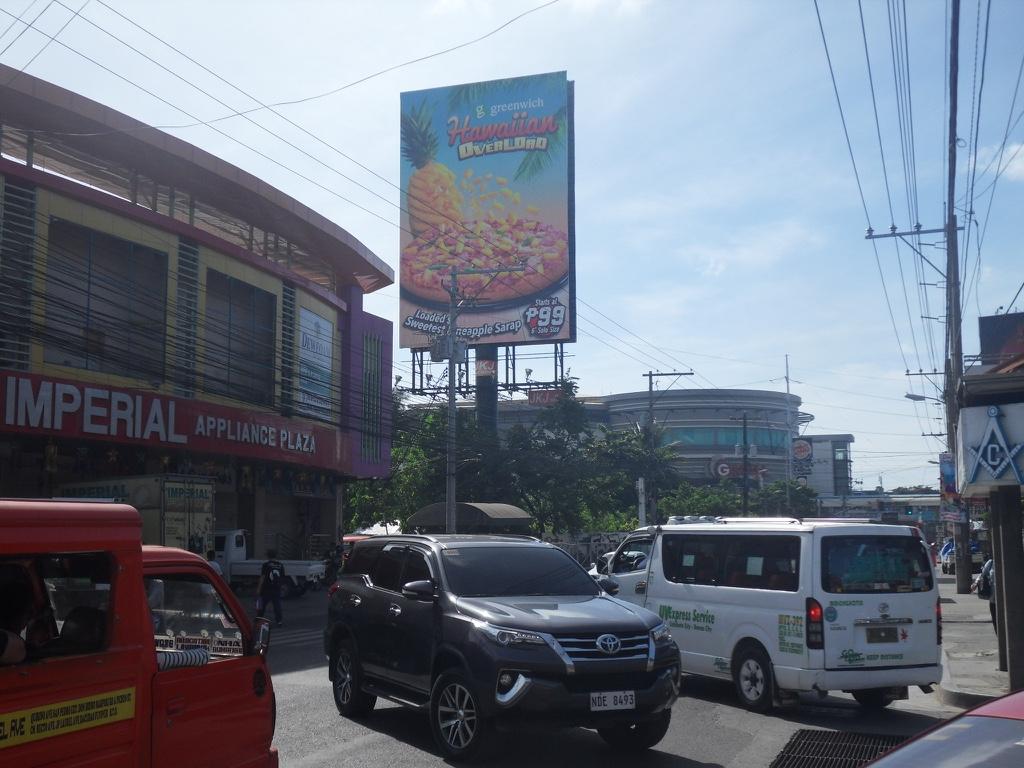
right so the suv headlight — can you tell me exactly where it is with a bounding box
[651,622,672,643]
[476,622,546,647]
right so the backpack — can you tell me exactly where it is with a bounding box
[977,569,992,600]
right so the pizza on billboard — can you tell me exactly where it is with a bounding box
[399,72,574,348]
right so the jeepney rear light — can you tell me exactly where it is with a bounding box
[806,597,824,650]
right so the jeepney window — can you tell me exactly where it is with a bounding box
[146,575,244,660]
[0,552,112,663]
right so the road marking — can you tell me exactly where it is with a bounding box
[270,628,323,648]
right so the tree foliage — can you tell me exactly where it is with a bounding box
[343,385,817,534]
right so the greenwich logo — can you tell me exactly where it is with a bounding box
[840,649,865,665]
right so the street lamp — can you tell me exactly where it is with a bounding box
[905,393,943,404]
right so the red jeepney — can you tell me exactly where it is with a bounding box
[0,500,278,767]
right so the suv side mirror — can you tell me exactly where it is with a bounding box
[251,616,271,656]
[401,580,435,601]
[596,576,620,596]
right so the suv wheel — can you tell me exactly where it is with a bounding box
[734,644,773,712]
[332,638,376,717]
[597,709,671,751]
[430,671,492,761]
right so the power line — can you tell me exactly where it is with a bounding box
[0,2,731,393]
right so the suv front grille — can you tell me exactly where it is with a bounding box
[553,632,649,662]
[562,670,660,693]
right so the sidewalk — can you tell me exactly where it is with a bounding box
[936,573,1009,708]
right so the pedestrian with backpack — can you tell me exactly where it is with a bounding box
[256,549,286,627]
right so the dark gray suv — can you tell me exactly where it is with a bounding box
[324,534,680,760]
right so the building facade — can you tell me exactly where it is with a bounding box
[0,66,393,558]
[496,388,836,489]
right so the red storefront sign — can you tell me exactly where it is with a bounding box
[0,371,346,471]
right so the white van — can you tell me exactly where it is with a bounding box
[605,519,941,711]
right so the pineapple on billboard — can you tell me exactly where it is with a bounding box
[399,72,575,349]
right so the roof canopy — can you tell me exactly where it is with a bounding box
[407,503,533,533]
[0,64,392,293]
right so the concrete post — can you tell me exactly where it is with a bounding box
[995,485,1024,691]
[991,497,1007,671]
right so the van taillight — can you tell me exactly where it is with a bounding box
[806,597,824,650]
[936,596,942,645]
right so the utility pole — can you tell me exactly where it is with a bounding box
[438,263,525,534]
[742,412,749,516]
[642,370,693,524]
[785,354,793,513]
[445,271,460,537]
[945,0,971,595]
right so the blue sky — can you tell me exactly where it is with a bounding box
[2,0,1022,491]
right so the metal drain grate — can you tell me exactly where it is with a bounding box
[769,729,906,768]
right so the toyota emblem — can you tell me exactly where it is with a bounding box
[878,602,890,615]
[596,634,621,655]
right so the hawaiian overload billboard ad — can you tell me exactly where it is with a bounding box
[399,71,575,349]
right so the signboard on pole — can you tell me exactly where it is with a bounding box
[297,308,334,421]
[399,72,575,349]
[938,451,966,523]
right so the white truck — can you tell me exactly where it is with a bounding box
[58,474,215,554]
[215,529,326,598]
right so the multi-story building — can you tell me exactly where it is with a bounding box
[0,66,393,557]
[496,388,832,489]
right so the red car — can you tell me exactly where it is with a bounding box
[868,689,1024,766]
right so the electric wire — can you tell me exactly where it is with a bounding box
[961,0,993,316]
[814,0,939,453]
[0,3,728,395]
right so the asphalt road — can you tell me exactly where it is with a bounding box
[258,591,963,768]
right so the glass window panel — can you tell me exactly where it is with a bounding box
[145,574,243,659]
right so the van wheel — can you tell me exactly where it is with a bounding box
[597,710,671,751]
[734,645,773,712]
[332,638,376,717]
[430,671,493,761]
[852,689,894,709]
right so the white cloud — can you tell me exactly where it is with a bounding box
[565,0,653,14]
[1003,144,1024,181]
[671,220,823,277]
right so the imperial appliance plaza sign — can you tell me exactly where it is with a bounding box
[0,371,347,471]
[399,71,575,349]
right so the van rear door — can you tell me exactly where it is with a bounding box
[818,532,938,671]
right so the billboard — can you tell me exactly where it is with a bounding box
[978,311,1024,365]
[399,72,575,349]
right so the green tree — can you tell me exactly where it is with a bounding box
[343,395,446,531]
[659,481,742,518]
[750,480,819,518]
[506,379,595,534]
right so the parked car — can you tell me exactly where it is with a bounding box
[867,688,1024,765]
[324,534,680,761]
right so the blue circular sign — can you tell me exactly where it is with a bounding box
[824,606,838,623]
